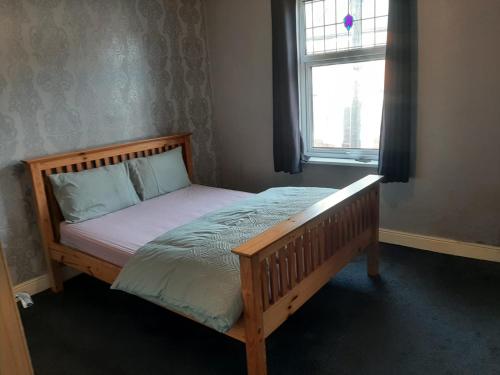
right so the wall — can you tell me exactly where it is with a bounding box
[205,0,500,247]
[0,0,217,284]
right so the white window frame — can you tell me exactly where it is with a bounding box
[297,1,386,162]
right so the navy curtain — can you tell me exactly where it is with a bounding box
[272,0,303,174]
[378,0,418,183]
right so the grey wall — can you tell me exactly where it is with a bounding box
[205,0,500,246]
[0,0,217,284]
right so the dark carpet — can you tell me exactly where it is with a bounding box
[20,244,500,375]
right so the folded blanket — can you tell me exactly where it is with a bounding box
[112,187,336,332]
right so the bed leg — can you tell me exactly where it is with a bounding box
[245,337,267,375]
[49,260,64,293]
[240,256,267,375]
[367,242,380,277]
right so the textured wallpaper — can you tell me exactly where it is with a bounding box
[0,0,217,284]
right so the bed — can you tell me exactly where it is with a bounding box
[25,133,382,375]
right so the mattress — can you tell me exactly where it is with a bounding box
[60,184,254,267]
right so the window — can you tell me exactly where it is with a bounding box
[298,0,389,162]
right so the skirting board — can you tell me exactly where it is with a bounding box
[13,268,80,297]
[13,229,500,297]
[379,229,500,263]
[13,274,50,297]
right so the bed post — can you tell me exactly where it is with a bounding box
[240,255,267,375]
[26,163,64,293]
[47,262,64,293]
[367,184,380,277]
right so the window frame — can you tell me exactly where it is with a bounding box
[297,1,387,162]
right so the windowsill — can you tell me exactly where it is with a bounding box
[305,157,378,168]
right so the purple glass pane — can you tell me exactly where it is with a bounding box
[344,14,354,31]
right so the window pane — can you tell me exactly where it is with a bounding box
[324,25,337,51]
[305,2,313,29]
[336,0,348,24]
[361,18,375,48]
[311,60,385,150]
[376,0,389,16]
[324,0,336,25]
[306,28,314,54]
[337,28,349,50]
[312,0,324,27]
[348,20,362,49]
[362,0,375,19]
[313,27,324,53]
[375,16,388,45]
[351,0,363,21]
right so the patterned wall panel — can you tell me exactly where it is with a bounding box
[0,0,217,284]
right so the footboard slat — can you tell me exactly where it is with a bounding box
[311,227,319,270]
[260,260,270,310]
[269,253,279,303]
[278,248,288,296]
[319,221,326,262]
[296,236,305,283]
[325,219,332,259]
[304,229,312,276]
[288,241,297,289]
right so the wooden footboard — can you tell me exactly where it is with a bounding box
[233,175,382,375]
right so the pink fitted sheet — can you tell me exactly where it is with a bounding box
[60,185,254,267]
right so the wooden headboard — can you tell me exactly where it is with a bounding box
[24,133,193,251]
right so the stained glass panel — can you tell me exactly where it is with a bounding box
[303,0,389,55]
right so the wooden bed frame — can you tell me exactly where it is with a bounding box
[25,133,382,375]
